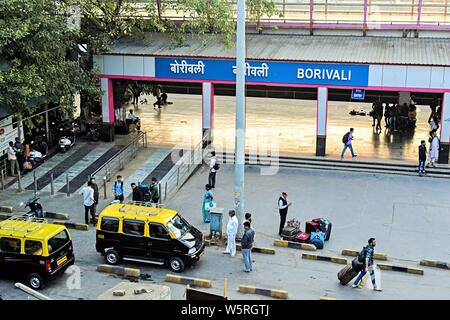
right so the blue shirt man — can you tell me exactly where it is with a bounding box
[112,175,124,203]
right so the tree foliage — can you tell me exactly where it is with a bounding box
[247,0,283,32]
[0,0,99,118]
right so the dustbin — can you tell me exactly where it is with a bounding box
[209,207,224,239]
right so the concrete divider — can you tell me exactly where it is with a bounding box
[377,263,424,275]
[44,211,70,220]
[341,249,387,260]
[236,243,276,255]
[165,274,212,288]
[420,259,450,270]
[302,253,347,265]
[320,296,336,300]
[97,264,141,279]
[0,206,14,213]
[239,285,288,299]
[273,239,317,251]
[53,221,89,231]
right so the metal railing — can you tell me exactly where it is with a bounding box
[0,158,7,191]
[91,131,148,185]
[160,133,210,202]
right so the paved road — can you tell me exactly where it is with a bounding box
[1,165,449,300]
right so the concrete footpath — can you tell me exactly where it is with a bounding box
[1,165,450,300]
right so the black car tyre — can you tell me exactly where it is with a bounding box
[105,249,120,265]
[168,257,185,273]
[27,273,45,290]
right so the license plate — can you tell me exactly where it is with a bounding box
[57,255,67,266]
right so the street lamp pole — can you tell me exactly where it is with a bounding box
[235,0,246,237]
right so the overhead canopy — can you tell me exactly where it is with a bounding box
[107,33,450,67]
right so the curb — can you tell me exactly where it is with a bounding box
[238,285,288,299]
[165,274,212,288]
[44,211,70,220]
[341,249,388,260]
[320,296,337,300]
[0,206,14,213]
[420,259,450,270]
[377,263,424,275]
[97,264,140,278]
[53,221,89,231]
[273,239,317,251]
[302,253,347,265]
[236,244,276,255]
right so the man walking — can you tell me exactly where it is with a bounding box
[208,151,217,188]
[149,177,160,204]
[352,238,382,291]
[112,175,125,203]
[241,221,255,272]
[278,192,292,237]
[90,178,99,224]
[7,141,20,177]
[14,137,25,170]
[418,140,427,176]
[224,210,239,257]
[341,128,357,159]
[79,181,95,225]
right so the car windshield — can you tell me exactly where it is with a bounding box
[167,215,190,239]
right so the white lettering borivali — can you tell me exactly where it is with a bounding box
[232,62,269,77]
[297,67,352,81]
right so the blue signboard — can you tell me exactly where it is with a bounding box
[351,89,365,100]
[155,57,369,87]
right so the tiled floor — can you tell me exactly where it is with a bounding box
[134,93,436,163]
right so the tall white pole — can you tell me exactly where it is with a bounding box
[235,0,246,237]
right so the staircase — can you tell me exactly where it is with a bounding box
[216,152,450,179]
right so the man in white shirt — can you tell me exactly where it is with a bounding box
[208,151,217,188]
[79,181,95,225]
[7,141,20,177]
[278,192,292,237]
[127,109,139,124]
[224,210,239,256]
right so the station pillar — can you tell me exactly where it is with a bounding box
[202,82,214,147]
[100,78,115,142]
[315,87,328,156]
[438,92,450,164]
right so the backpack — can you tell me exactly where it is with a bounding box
[114,181,124,193]
[342,132,350,144]
[139,184,151,202]
[357,246,368,263]
[213,163,220,171]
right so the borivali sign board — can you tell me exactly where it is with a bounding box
[155,58,369,87]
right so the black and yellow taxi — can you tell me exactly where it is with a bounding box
[0,216,75,290]
[96,203,205,272]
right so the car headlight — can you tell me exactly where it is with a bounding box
[188,247,196,254]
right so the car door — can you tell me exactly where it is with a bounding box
[148,223,172,261]
[120,219,146,258]
[0,237,24,278]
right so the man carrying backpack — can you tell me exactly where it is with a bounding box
[341,128,357,159]
[352,238,382,291]
[150,177,160,204]
[112,175,125,203]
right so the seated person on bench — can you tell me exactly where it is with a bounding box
[127,109,139,124]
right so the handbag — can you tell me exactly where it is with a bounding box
[23,161,32,170]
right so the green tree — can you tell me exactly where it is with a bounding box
[247,0,283,33]
[0,0,99,124]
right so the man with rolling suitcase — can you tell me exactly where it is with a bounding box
[352,238,382,291]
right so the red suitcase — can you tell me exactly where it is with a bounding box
[295,232,310,243]
[305,221,319,234]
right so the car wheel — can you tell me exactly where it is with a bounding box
[168,257,185,273]
[27,273,45,290]
[105,249,120,265]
